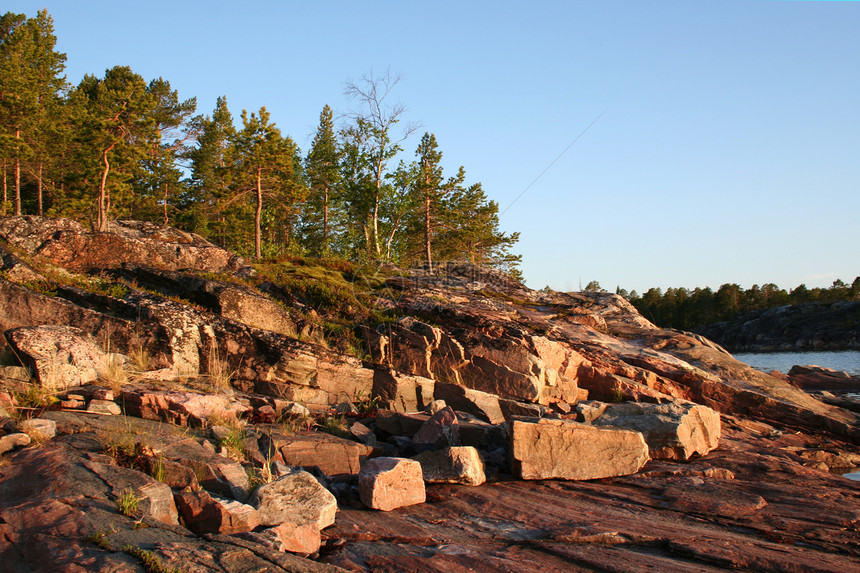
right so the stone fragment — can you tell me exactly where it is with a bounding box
[137,481,179,525]
[427,399,447,415]
[372,369,435,413]
[350,421,378,447]
[0,432,30,455]
[6,325,105,388]
[278,400,311,419]
[160,438,249,501]
[510,418,649,480]
[374,409,429,437]
[244,522,322,556]
[498,398,545,420]
[86,399,121,415]
[434,382,505,424]
[412,446,486,486]
[575,400,609,423]
[358,457,426,511]
[592,400,721,460]
[174,490,260,535]
[250,469,338,529]
[21,417,57,440]
[413,406,460,449]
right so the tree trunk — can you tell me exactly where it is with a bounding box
[14,129,22,215]
[2,159,7,215]
[163,183,169,225]
[98,143,116,232]
[37,163,43,216]
[323,186,329,254]
[425,194,432,274]
[255,165,263,259]
[372,159,383,257]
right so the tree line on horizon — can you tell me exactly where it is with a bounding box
[0,10,521,277]
[587,278,860,331]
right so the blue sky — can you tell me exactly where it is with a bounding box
[8,1,859,294]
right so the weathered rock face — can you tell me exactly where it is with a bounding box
[174,490,260,535]
[592,400,721,460]
[0,216,252,276]
[265,431,371,477]
[510,418,650,480]
[5,325,106,388]
[358,457,426,511]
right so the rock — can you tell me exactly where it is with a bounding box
[159,438,249,501]
[137,481,180,525]
[412,406,460,449]
[575,400,609,423]
[21,417,57,440]
[371,369,435,413]
[592,400,721,460]
[174,489,260,535]
[0,432,30,454]
[374,409,429,437]
[243,522,322,556]
[120,387,251,427]
[427,399,447,415]
[349,421,378,447]
[786,364,860,392]
[5,325,106,389]
[0,216,251,276]
[412,446,486,486]
[510,418,650,480]
[358,457,426,511]
[433,382,505,424]
[278,400,311,419]
[86,399,122,415]
[250,469,338,529]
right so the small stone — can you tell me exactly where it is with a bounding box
[86,399,121,415]
[427,399,447,415]
[0,432,31,455]
[21,418,57,440]
[358,457,425,511]
[350,421,378,447]
[59,399,84,410]
[413,406,460,449]
[256,404,277,423]
[412,446,486,486]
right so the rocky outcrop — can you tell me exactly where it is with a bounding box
[2,216,860,571]
[694,300,860,352]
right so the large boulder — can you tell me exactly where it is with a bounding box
[510,418,650,480]
[250,469,338,530]
[592,400,721,460]
[174,490,260,535]
[358,457,425,511]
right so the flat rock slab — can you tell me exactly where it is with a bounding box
[511,417,649,480]
[269,431,371,476]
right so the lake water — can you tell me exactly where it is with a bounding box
[733,350,860,376]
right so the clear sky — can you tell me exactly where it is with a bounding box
[8,0,860,294]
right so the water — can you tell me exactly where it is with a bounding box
[733,350,860,376]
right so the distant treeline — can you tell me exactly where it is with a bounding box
[607,279,860,330]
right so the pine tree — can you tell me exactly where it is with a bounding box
[232,106,305,259]
[72,66,155,230]
[0,9,67,216]
[303,104,341,256]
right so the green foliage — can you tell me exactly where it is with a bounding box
[121,545,180,573]
[2,11,522,280]
[115,489,140,517]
